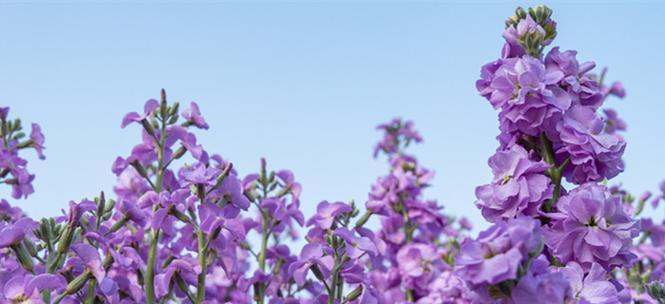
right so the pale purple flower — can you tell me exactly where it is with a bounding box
[545,47,602,109]
[216,174,250,211]
[556,105,626,184]
[510,256,572,304]
[0,218,37,248]
[182,102,209,129]
[72,243,106,283]
[544,183,639,270]
[180,163,220,187]
[559,262,625,304]
[478,56,571,138]
[306,201,352,230]
[456,217,542,285]
[288,243,334,286]
[3,274,66,302]
[396,243,441,291]
[121,99,159,128]
[334,228,378,259]
[416,271,471,304]
[475,145,552,221]
[29,123,45,159]
[603,109,627,135]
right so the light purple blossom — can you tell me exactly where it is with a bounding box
[456,217,543,285]
[306,201,352,230]
[475,145,552,221]
[544,183,639,270]
[182,102,209,130]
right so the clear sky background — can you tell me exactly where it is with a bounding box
[1,1,664,231]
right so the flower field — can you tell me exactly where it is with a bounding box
[1,5,664,304]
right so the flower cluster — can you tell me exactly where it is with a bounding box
[466,4,648,304]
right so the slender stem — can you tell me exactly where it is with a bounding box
[406,289,415,302]
[539,133,565,212]
[328,235,339,304]
[145,113,167,304]
[85,280,96,304]
[145,229,160,304]
[195,228,207,303]
[254,208,270,304]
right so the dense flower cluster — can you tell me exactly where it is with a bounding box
[0,5,663,304]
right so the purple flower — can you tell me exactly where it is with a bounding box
[0,218,37,248]
[216,174,250,212]
[306,201,352,230]
[475,145,552,221]
[182,102,209,130]
[544,47,602,109]
[0,199,24,221]
[416,271,470,304]
[288,243,334,286]
[544,183,639,270]
[29,123,45,159]
[121,99,159,128]
[72,243,106,283]
[333,228,378,259]
[180,163,220,187]
[510,256,572,304]
[603,109,626,135]
[155,258,201,298]
[456,217,543,285]
[396,243,441,291]
[555,105,626,184]
[559,262,625,304]
[478,56,571,138]
[3,274,66,302]
[502,15,547,58]
[373,118,422,158]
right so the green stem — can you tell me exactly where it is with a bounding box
[539,133,565,212]
[195,228,207,303]
[145,229,160,304]
[145,110,167,304]
[85,280,97,304]
[255,209,270,304]
[328,235,339,304]
[406,289,415,302]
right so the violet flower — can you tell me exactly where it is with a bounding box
[182,102,209,130]
[456,217,543,285]
[544,183,639,270]
[306,201,352,230]
[475,145,552,221]
[120,99,159,128]
[288,243,334,286]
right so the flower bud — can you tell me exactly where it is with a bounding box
[345,285,363,302]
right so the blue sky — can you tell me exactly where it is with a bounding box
[1,1,664,230]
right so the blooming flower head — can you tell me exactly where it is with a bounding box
[182,102,209,130]
[510,256,572,304]
[373,118,422,158]
[0,218,37,248]
[555,105,626,184]
[456,217,543,286]
[475,145,552,221]
[396,243,442,292]
[478,55,571,140]
[544,183,639,270]
[603,109,627,135]
[121,99,159,128]
[29,123,45,160]
[180,162,220,187]
[288,243,334,286]
[306,201,352,230]
[559,262,626,304]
